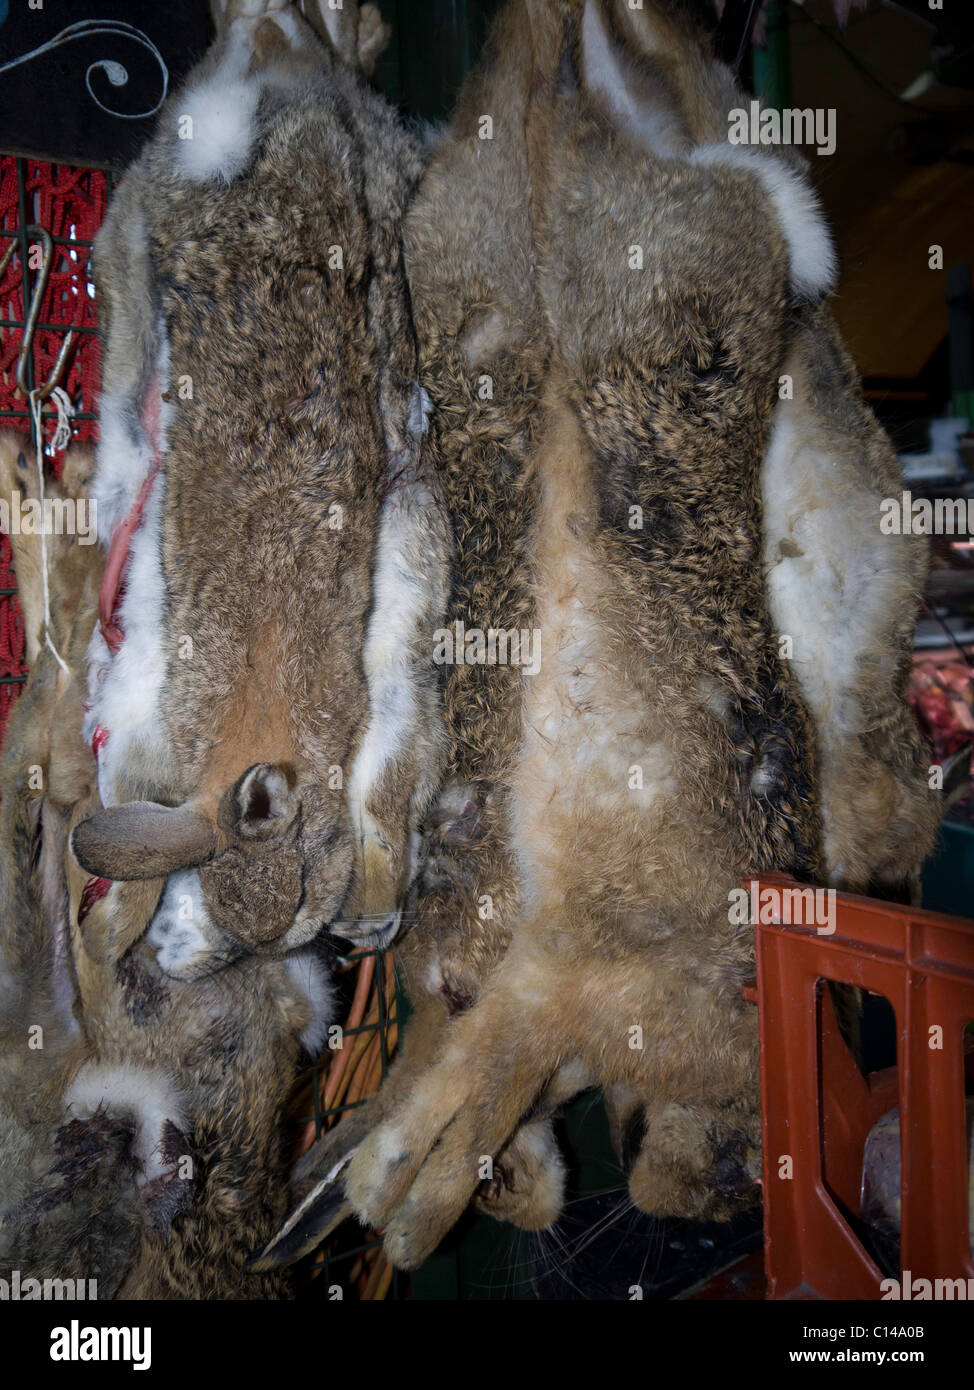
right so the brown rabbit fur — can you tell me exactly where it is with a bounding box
[760,304,939,895]
[258,0,562,1267]
[261,0,940,1275]
[72,0,451,979]
[0,438,335,1298]
[0,436,100,999]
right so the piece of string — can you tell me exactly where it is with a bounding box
[48,385,75,453]
[28,388,71,676]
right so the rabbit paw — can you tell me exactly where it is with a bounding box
[627,1101,761,1222]
[223,0,288,23]
[472,1115,566,1230]
[357,3,391,74]
[350,1098,499,1269]
[341,946,563,1266]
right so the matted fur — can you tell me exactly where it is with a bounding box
[0,439,333,1299]
[74,2,451,970]
[263,0,939,1273]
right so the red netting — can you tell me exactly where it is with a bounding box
[0,156,107,744]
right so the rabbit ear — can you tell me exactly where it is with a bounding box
[218,763,300,841]
[579,0,691,157]
[71,802,220,882]
[248,1151,355,1271]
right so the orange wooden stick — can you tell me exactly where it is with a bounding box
[362,1249,388,1300]
[322,954,375,1110]
[347,1032,381,1104]
[374,1259,394,1301]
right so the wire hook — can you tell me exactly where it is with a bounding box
[0,225,78,676]
[0,225,77,402]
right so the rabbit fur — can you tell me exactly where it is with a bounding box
[72,0,452,980]
[1,1,440,1297]
[259,0,940,1274]
[0,435,336,1298]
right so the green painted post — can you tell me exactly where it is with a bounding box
[382,0,501,119]
[751,1,791,111]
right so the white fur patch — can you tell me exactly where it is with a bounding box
[548,1055,594,1098]
[177,80,259,184]
[349,510,422,795]
[176,26,262,185]
[93,392,154,544]
[750,756,777,795]
[425,958,445,996]
[345,462,448,879]
[284,950,335,1054]
[461,311,509,368]
[581,0,688,158]
[762,395,884,732]
[518,1117,560,1160]
[147,871,223,980]
[86,331,174,806]
[761,358,910,871]
[86,475,169,806]
[374,1125,408,1168]
[689,144,837,299]
[65,1062,186,1182]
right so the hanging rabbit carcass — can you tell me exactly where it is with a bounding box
[71,0,452,975]
[1,0,451,1297]
[0,434,335,1298]
[260,0,941,1274]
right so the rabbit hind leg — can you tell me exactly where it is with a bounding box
[473,1057,593,1230]
[344,950,564,1257]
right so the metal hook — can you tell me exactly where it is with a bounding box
[0,225,77,403]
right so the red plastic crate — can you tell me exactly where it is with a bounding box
[750,873,974,1299]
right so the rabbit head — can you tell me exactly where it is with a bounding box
[58,797,330,1297]
[1,754,329,1302]
[70,3,452,973]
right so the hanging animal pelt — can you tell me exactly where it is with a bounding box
[259,0,940,1274]
[0,0,449,1298]
[0,436,335,1298]
[70,0,452,978]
